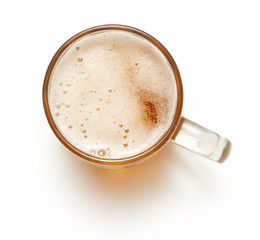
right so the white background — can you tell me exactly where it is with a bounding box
[1,0,260,239]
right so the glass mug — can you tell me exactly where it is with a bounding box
[42,24,231,167]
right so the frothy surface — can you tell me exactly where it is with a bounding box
[49,29,177,159]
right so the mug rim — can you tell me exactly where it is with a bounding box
[42,24,183,166]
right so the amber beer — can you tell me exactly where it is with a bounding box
[48,29,178,159]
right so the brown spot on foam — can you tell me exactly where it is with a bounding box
[137,89,169,126]
[143,101,157,123]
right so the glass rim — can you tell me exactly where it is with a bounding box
[42,24,183,166]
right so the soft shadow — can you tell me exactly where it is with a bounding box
[53,140,225,207]
[58,143,182,201]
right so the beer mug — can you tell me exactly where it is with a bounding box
[43,25,231,167]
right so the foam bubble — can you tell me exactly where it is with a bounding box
[90,149,96,154]
[77,57,83,62]
[97,149,106,157]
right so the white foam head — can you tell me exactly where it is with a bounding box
[48,29,178,159]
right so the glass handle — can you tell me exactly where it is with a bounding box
[172,117,231,163]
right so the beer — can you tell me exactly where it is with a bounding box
[48,29,177,159]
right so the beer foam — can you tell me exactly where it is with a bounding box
[48,29,178,159]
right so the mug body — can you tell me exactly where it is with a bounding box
[43,25,183,167]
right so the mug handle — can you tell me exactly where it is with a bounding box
[172,117,232,163]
